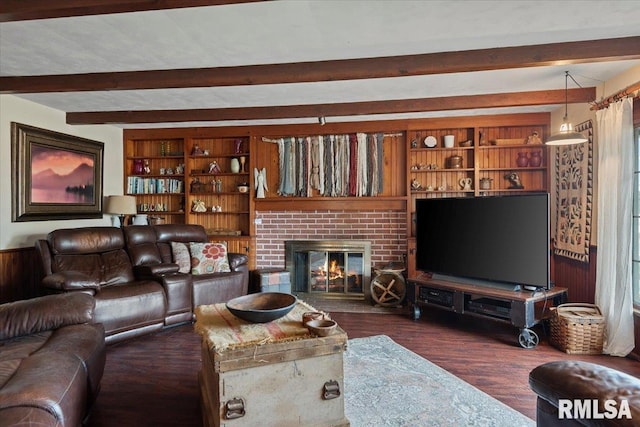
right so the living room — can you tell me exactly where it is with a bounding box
[1,2,640,426]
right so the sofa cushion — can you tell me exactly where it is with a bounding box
[170,241,191,273]
[189,242,231,274]
[101,249,135,284]
[94,281,166,336]
[0,351,88,427]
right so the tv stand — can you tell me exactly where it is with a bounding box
[430,274,523,292]
[409,276,568,348]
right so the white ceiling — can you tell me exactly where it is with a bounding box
[2,0,640,128]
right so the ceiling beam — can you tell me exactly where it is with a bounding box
[66,87,595,124]
[0,0,262,22]
[2,37,637,94]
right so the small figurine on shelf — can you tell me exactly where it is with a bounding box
[411,178,423,191]
[234,138,243,154]
[209,161,222,174]
[143,159,151,175]
[504,171,524,189]
[191,199,207,213]
[191,144,204,156]
[190,178,203,193]
[175,163,184,174]
[526,131,542,145]
[254,167,268,198]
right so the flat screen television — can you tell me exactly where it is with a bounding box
[415,194,551,290]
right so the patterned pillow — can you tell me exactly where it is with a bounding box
[170,241,191,274]
[189,242,231,274]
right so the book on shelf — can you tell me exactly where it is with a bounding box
[127,176,183,194]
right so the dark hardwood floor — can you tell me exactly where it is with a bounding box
[88,308,640,427]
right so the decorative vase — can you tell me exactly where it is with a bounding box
[529,151,542,167]
[133,159,144,174]
[230,158,241,173]
[516,152,529,167]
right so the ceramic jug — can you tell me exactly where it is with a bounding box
[479,177,493,190]
[459,177,472,190]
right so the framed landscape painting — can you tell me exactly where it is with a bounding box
[11,122,104,222]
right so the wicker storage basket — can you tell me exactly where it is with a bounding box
[549,303,604,354]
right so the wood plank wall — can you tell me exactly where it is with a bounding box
[552,246,597,303]
[0,247,44,303]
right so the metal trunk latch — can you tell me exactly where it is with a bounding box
[225,397,245,419]
[323,380,341,400]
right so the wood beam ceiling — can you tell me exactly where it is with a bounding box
[1,1,633,125]
[0,0,262,22]
[67,87,595,124]
[2,37,639,94]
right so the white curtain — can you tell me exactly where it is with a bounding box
[595,97,634,356]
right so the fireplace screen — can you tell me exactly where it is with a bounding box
[286,240,371,299]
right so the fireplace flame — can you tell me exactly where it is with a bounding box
[329,259,344,280]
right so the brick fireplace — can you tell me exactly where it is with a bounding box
[254,209,406,300]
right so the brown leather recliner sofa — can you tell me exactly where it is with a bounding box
[529,360,640,427]
[36,224,249,344]
[0,293,105,427]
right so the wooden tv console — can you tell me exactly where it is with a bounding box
[408,276,568,348]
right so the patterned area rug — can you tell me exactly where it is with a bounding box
[295,293,405,315]
[344,335,534,427]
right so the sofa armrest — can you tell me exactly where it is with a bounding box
[0,293,95,341]
[134,263,180,278]
[42,271,100,292]
[529,361,640,426]
[228,253,248,270]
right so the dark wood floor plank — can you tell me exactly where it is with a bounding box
[87,309,640,426]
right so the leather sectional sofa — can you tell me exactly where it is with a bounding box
[529,360,640,426]
[0,292,105,427]
[36,224,249,344]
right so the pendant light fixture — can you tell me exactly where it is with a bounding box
[545,71,588,145]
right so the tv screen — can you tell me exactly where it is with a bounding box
[415,194,551,290]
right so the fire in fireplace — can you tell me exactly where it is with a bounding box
[285,240,371,300]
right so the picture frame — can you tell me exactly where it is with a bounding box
[11,122,104,222]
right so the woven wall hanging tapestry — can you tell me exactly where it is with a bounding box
[554,120,593,262]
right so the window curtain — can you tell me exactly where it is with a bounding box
[595,97,634,356]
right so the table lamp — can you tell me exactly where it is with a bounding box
[105,195,137,227]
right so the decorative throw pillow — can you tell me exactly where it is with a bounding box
[189,242,231,274]
[170,241,191,274]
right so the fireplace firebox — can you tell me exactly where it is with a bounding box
[285,240,371,301]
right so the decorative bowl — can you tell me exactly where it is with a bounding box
[305,319,338,337]
[226,292,297,323]
[237,185,249,193]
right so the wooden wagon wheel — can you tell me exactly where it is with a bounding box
[370,271,406,307]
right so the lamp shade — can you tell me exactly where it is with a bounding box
[545,71,588,146]
[105,195,137,215]
[545,130,588,146]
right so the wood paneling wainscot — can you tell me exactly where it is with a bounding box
[0,247,43,303]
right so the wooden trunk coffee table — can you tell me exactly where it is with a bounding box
[195,299,350,427]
